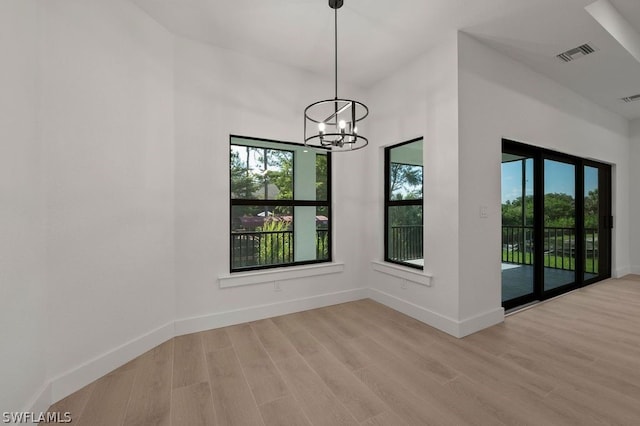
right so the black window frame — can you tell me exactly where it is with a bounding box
[229,135,332,273]
[384,137,424,270]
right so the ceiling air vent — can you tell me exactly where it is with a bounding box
[621,94,640,103]
[556,43,598,63]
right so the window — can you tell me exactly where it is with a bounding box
[384,138,423,269]
[230,136,331,272]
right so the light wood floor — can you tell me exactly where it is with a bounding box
[45,275,640,425]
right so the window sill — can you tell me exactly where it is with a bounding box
[218,262,345,289]
[371,260,432,287]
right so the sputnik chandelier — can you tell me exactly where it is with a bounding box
[304,0,368,152]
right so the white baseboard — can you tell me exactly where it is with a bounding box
[44,288,367,407]
[615,266,632,278]
[175,288,368,336]
[458,307,505,337]
[43,285,504,410]
[368,288,461,337]
[368,288,503,338]
[49,321,174,403]
[24,381,51,417]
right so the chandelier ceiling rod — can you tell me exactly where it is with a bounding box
[334,5,338,100]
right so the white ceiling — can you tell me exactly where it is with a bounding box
[130,0,640,119]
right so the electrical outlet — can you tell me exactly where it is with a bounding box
[479,206,488,218]
[401,280,407,289]
[274,281,282,292]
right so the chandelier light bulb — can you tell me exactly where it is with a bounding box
[339,120,346,129]
[318,122,326,133]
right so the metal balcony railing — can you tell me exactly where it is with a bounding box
[502,225,599,273]
[231,229,329,269]
[389,225,423,262]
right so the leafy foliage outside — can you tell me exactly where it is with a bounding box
[256,218,292,265]
[502,189,598,228]
[389,163,422,201]
[502,189,600,273]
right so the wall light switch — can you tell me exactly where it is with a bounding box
[479,206,488,219]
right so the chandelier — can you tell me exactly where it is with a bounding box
[304,0,368,152]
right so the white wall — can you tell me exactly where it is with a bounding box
[0,0,47,413]
[458,32,631,321]
[41,0,176,400]
[363,34,465,336]
[173,36,368,333]
[630,119,640,274]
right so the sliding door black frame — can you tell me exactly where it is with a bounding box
[583,158,613,286]
[502,139,612,310]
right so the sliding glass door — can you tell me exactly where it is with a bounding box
[543,158,576,292]
[501,140,612,310]
[501,152,535,305]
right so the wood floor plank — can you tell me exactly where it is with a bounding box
[339,304,460,384]
[621,273,640,280]
[250,319,298,361]
[173,333,208,389]
[500,344,640,421]
[171,382,217,426]
[350,336,505,426]
[323,304,374,337]
[313,305,363,339]
[572,288,640,309]
[354,299,427,330]
[502,345,640,405]
[123,339,173,426]
[590,358,640,396]
[293,310,374,371]
[546,384,640,425]
[270,312,306,335]
[205,347,264,426]
[589,281,640,297]
[513,308,638,365]
[537,297,640,338]
[445,375,578,426]
[259,395,311,426]
[504,312,640,379]
[201,328,232,353]
[360,410,408,426]
[226,323,289,405]
[303,348,386,422]
[275,355,358,426]
[353,366,457,426]
[76,366,137,426]
[552,296,640,325]
[43,382,95,424]
[460,324,514,357]
[276,315,369,370]
[283,328,325,357]
[360,310,558,401]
